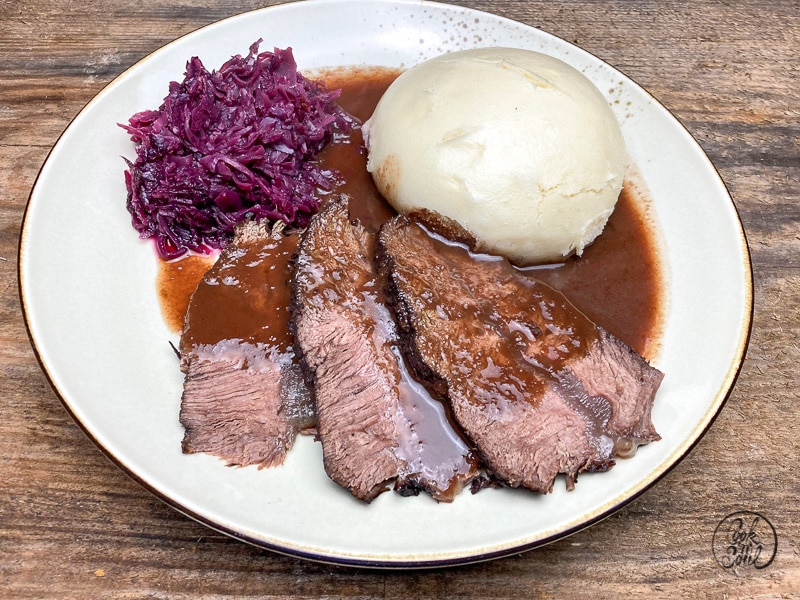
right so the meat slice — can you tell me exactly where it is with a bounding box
[290,198,478,502]
[377,216,663,493]
[179,221,313,468]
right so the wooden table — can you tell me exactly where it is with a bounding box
[2,1,798,597]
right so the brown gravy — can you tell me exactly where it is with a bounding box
[531,184,663,358]
[157,254,216,332]
[158,67,664,360]
[179,227,300,355]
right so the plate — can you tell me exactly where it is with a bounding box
[19,0,752,567]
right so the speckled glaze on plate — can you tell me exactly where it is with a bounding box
[19,0,752,567]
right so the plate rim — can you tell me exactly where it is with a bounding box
[17,0,754,568]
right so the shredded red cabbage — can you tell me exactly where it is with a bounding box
[120,41,358,259]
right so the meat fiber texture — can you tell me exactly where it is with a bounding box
[180,344,307,468]
[290,198,478,502]
[179,221,312,469]
[377,215,663,493]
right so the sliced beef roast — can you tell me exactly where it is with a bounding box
[290,198,479,502]
[377,216,663,493]
[179,221,313,468]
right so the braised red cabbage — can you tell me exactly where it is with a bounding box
[120,41,358,259]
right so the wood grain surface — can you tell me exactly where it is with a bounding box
[2,1,798,597]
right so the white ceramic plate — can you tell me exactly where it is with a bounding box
[19,0,752,567]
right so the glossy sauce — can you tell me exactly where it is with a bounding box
[382,220,608,417]
[419,228,601,373]
[531,184,663,358]
[318,68,399,232]
[180,226,300,356]
[158,254,217,333]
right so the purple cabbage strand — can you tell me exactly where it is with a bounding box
[120,41,358,259]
